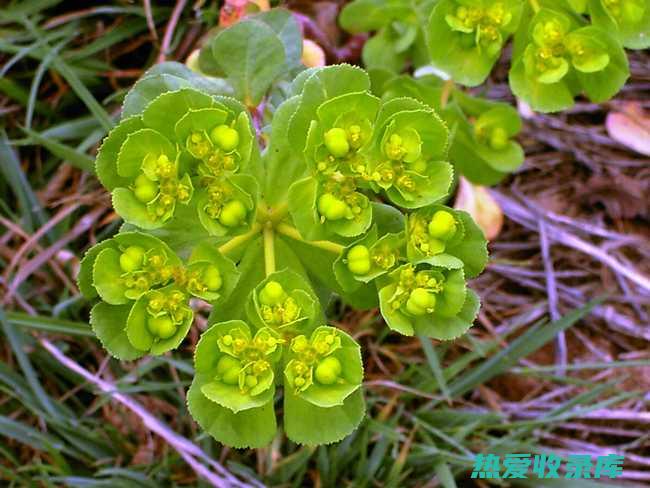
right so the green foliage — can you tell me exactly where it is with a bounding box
[340,0,643,115]
[81,10,489,449]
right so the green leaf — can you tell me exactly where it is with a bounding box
[362,28,408,73]
[141,88,216,140]
[121,62,232,118]
[571,27,629,103]
[112,188,158,229]
[288,64,371,150]
[339,0,411,33]
[509,54,577,112]
[126,286,193,354]
[194,320,276,412]
[287,327,364,408]
[187,372,277,449]
[589,0,650,49]
[246,268,320,334]
[251,8,303,70]
[413,288,480,340]
[211,236,265,322]
[93,248,129,305]
[263,95,308,205]
[211,19,286,105]
[288,177,323,240]
[90,302,144,361]
[116,128,175,179]
[426,0,523,86]
[284,388,365,445]
[95,116,145,190]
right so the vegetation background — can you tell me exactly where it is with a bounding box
[0,0,648,486]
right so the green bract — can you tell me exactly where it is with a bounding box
[340,0,434,74]
[378,263,480,340]
[81,10,492,449]
[428,0,524,86]
[589,0,650,49]
[376,74,524,185]
[510,7,629,112]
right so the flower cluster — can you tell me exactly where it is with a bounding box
[79,232,239,358]
[379,74,524,185]
[96,88,258,235]
[82,55,489,449]
[428,0,524,86]
[189,270,364,447]
[288,67,453,240]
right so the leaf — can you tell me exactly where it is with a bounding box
[188,243,241,303]
[339,0,411,33]
[90,302,144,361]
[284,388,365,446]
[194,321,275,412]
[413,288,480,340]
[187,372,277,449]
[287,177,323,240]
[141,88,216,140]
[126,287,193,355]
[289,327,364,408]
[93,248,129,305]
[211,19,286,106]
[288,64,371,149]
[572,27,629,103]
[122,75,191,119]
[95,116,145,190]
[251,8,303,70]
[263,95,308,205]
[122,62,232,118]
[211,236,265,322]
[426,0,518,87]
[509,54,576,112]
[362,28,408,73]
[588,0,650,49]
[116,128,175,179]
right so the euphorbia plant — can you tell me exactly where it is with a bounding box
[79,9,487,448]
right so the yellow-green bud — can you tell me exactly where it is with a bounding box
[119,246,145,272]
[133,174,158,203]
[428,210,457,240]
[324,128,350,158]
[489,127,509,150]
[147,315,177,339]
[405,288,436,316]
[219,199,247,227]
[318,193,348,221]
[347,245,371,275]
[314,356,342,385]
[203,265,222,291]
[216,355,241,385]
[245,375,258,388]
[259,281,285,306]
[210,125,239,152]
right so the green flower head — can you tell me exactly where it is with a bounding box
[428,0,524,86]
[379,262,479,339]
[126,285,193,355]
[96,87,258,235]
[247,269,320,335]
[194,320,282,413]
[284,326,363,408]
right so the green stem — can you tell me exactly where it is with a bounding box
[276,223,345,254]
[440,79,455,109]
[263,222,276,276]
[218,222,262,255]
[529,0,540,13]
